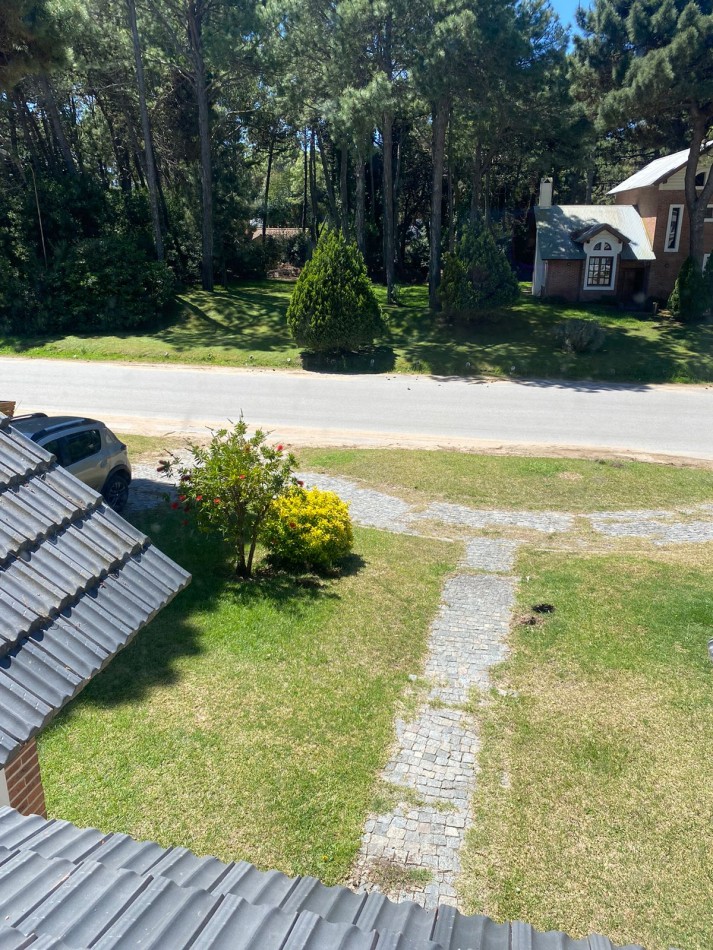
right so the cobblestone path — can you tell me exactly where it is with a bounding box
[351,543,518,909]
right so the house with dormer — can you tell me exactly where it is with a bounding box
[533,145,713,303]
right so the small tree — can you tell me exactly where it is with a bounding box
[440,223,519,319]
[287,229,385,353]
[159,420,297,577]
[668,257,711,323]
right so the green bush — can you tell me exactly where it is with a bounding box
[440,222,519,319]
[264,487,353,572]
[287,229,385,352]
[159,419,298,577]
[555,318,606,354]
[47,235,176,331]
[668,257,710,322]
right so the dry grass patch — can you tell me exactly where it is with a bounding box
[460,548,713,950]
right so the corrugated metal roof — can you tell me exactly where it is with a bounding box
[534,206,655,262]
[0,807,644,950]
[0,415,190,768]
[608,143,713,195]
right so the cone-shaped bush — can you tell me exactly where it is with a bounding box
[287,229,384,352]
[668,257,710,322]
[440,221,519,319]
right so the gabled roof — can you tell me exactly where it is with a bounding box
[0,415,190,768]
[609,143,713,195]
[572,223,630,246]
[0,806,644,950]
[534,206,655,262]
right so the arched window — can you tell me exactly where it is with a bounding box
[592,241,612,251]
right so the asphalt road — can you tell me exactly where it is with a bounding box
[2,357,712,460]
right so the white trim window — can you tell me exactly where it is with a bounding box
[704,253,710,271]
[705,206,713,223]
[696,170,709,188]
[665,204,683,252]
[582,232,621,292]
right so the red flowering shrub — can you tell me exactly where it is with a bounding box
[160,418,297,577]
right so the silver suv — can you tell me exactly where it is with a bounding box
[12,414,132,511]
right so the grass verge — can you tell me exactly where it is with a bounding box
[298,447,713,512]
[460,547,713,950]
[1,281,711,384]
[38,512,455,883]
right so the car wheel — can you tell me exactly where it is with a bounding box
[102,472,130,512]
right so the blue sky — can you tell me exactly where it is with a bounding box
[550,0,587,31]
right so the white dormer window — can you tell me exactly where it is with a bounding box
[665,205,683,252]
[582,230,622,291]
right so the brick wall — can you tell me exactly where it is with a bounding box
[615,186,713,299]
[2,739,47,817]
[545,260,582,301]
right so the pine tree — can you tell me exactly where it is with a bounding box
[575,0,713,270]
[287,229,385,352]
[440,220,519,317]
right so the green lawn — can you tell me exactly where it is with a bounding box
[38,512,455,882]
[2,280,711,383]
[298,447,713,512]
[460,548,713,950]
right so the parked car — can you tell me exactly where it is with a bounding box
[11,414,132,511]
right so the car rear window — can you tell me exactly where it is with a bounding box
[63,429,102,464]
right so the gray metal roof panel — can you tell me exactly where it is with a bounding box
[608,142,713,194]
[534,206,655,262]
[0,923,77,950]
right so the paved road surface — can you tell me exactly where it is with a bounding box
[1,357,711,460]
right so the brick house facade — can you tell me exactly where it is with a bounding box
[0,740,47,818]
[534,146,713,304]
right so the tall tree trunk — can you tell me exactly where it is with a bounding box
[38,73,76,176]
[339,145,349,238]
[13,93,49,170]
[355,150,366,255]
[382,113,396,302]
[188,1,213,291]
[317,129,338,225]
[447,119,455,252]
[428,94,449,311]
[369,151,376,224]
[309,128,319,246]
[301,128,308,232]
[585,163,594,204]
[684,112,713,269]
[470,144,482,225]
[484,166,491,228]
[262,137,274,243]
[126,0,164,260]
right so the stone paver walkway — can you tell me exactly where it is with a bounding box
[351,542,519,909]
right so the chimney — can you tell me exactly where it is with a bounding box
[539,177,553,208]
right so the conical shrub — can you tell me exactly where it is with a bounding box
[287,229,385,353]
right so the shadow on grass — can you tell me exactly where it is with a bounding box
[380,286,713,384]
[300,347,396,374]
[70,509,349,710]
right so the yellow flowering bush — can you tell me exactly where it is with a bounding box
[264,487,353,571]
